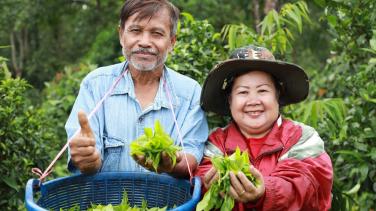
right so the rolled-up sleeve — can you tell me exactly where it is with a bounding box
[179,83,208,163]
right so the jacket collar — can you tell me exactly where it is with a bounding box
[224,116,301,155]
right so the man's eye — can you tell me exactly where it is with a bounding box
[129,28,141,32]
[152,32,163,36]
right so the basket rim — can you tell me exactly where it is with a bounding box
[25,172,201,211]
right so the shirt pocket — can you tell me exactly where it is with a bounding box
[101,135,125,172]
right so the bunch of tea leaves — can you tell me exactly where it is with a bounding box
[196,148,260,211]
[61,191,167,211]
[130,120,181,172]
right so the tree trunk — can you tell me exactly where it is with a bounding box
[10,30,27,78]
[264,0,279,14]
[10,32,21,77]
[96,0,100,10]
[17,30,24,71]
[252,0,261,33]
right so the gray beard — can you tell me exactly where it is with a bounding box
[122,48,168,72]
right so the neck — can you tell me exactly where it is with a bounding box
[129,66,163,86]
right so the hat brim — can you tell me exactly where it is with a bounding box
[200,59,309,116]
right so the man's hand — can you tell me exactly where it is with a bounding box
[133,151,182,173]
[69,110,101,174]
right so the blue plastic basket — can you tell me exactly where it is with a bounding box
[25,172,201,211]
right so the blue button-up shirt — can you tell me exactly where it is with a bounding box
[65,62,209,173]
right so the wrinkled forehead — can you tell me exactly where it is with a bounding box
[133,6,165,21]
[123,5,170,27]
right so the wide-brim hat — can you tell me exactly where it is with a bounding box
[200,45,309,116]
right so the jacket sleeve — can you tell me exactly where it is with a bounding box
[252,127,334,211]
[194,128,226,193]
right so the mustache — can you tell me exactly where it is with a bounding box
[131,48,157,55]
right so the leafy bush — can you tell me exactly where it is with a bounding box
[36,63,95,179]
[0,66,58,210]
[40,63,95,144]
[287,1,376,209]
[167,12,227,84]
[167,13,229,128]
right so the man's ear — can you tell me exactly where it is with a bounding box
[169,35,177,52]
[118,26,124,47]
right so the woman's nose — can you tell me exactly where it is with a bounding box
[246,93,261,106]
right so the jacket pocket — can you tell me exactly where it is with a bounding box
[101,135,125,172]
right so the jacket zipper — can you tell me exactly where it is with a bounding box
[251,146,284,165]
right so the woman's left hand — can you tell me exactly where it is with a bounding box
[228,166,265,203]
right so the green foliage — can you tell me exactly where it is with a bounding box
[196,148,259,211]
[222,1,310,54]
[221,24,259,51]
[37,63,95,179]
[130,121,181,172]
[40,63,94,143]
[167,13,226,85]
[84,25,121,67]
[86,191,167,211]
[0,57,11,80]
[0,0,122,88]
[312,1,376,209]
[0,76,58,210]
[166,13,228,128]
[284,98,347,141]
[171,0,252,30]
[63,191,167,211]
[281,0,376,209]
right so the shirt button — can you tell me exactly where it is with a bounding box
[138,117,143,122]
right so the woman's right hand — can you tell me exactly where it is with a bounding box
[203,167,220,189]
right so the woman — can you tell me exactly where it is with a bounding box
[195,45,333,210]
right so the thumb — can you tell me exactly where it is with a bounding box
[250,165,264,183]
[78,110,94,137]
[175,151,182,162]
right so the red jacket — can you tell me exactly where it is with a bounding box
[194,118,333,211]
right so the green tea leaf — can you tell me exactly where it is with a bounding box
[130,120,181,172]
[196,147,259,211]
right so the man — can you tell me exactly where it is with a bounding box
[65,0,208,178]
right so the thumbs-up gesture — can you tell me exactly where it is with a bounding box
[69,110,101,174]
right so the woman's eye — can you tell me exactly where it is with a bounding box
[259,89,268,93]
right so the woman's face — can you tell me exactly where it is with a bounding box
[229,71,279,138]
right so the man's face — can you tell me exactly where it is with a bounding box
[119,8,176,72]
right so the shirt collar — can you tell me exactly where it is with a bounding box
[110,62,179,109]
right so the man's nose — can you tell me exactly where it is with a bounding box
[138,33,152,47]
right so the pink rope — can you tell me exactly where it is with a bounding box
[32,67,193,184]
[163,80,194,180]
[32,69,128,183]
